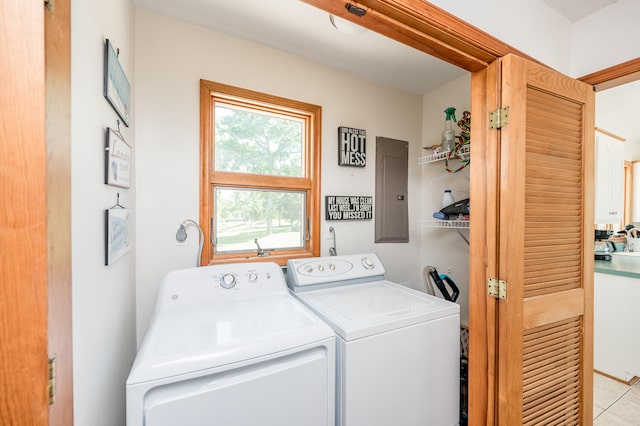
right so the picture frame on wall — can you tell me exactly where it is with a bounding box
[338,126,366,167]
[103,38,131,126]
[105,207,131,266]
[105,127,131,188]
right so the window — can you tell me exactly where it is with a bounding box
[200,80,321,265]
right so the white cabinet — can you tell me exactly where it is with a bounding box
[594,132,624,224]
[594,272,640,382]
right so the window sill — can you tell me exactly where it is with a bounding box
[206,251,317,267]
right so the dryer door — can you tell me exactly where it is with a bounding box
[143,344,334,426]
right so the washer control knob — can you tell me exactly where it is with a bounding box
[318,264,325,272]
[328,263,335,270]
[362,257,375,269]
[220,273,237,289]
[305,266,314,274]
[248,272,258,282]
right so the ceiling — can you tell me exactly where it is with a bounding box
[134,0,467,95]
[134,0,620,95]
[135,0,637,144]
[542,0,618,22]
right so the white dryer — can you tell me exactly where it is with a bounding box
[287,253,460,426]
[127,262,336,426]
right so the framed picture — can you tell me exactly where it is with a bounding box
[338,126,366,167]
[103,38,131,126]
[325,195,373,220]
[105,128,131,188]
[105,208,131,265]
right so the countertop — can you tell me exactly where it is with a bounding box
[594,253,640,278]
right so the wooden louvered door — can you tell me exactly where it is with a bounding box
[495,54,595,425]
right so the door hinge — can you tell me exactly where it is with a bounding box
[44,0,53,12]
[488,278,507,299]
[489,107,510,129]
[48,355,56,405]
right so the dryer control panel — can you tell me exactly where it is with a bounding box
[287,253,386,292]
[154,262,288,312]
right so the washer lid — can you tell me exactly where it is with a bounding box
[294,280,459,341]
[127,294,334,384]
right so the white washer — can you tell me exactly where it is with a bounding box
[287,253,460,426]
[127,262,336,426]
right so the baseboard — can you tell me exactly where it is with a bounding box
[594,369,639,386]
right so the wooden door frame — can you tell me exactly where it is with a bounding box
[0,1,48,424]
[46,0,73,424]
[0,0,72,425]
[578,58,640,91]
[302,1,636,425]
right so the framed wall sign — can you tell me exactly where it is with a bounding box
[325,195,373,220]
[105,127,131,188]
[338,126,366,167]
[105,207,131,265]
[103,38,131,126]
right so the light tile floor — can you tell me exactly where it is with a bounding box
[594,372,640,425]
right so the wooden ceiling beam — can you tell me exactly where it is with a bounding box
[301,0,540,72]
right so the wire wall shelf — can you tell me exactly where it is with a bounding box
[418,219,470,229]
[418,144,470,165]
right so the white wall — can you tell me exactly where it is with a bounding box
[570,0,640,77]
[427,0,572,74]
[420,74,472,325]
[71,0,137,424]
[429,0,639,78]
[134,10,424,342]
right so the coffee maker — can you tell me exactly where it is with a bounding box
[594,229,614,261]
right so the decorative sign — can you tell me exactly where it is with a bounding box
[338,126,366,167]
[105,208,130,265]
[103,39,131,127]
[105,127,131,188]
[326,196,373,220]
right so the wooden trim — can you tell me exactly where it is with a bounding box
[582,70,597,426]
[594,370,639,386]
[0,1,48,423]
[199,79,321,266]
[523,289,585,330]
[45,0,73,423]
[310,100,322,258]
[497,54,527,426]
[596,127,626,142]
[469,60,500,426]
[579,57,640,91]
[301,0,540,72]
[200,80,213,264]
[210,172,312,189]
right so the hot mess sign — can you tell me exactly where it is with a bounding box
[338,126,366,167]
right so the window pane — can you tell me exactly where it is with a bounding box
[214,187,305,253]
[214,104,304,177]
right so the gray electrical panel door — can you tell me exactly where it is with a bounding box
[375,137,409,243]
